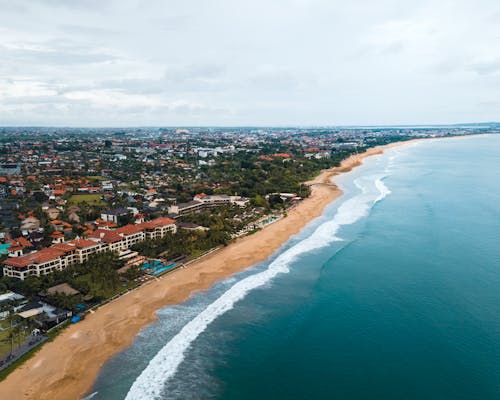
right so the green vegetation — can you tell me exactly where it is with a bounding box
[0,301,35,360]
[68,194,106,206]
[132,230,227,259]
[1,252,128,309]
[0,344,40,381]
[0,320,69,382]
[0,323,30,359]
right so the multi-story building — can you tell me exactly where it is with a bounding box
[167,195,249,216]
[3,217,177,280]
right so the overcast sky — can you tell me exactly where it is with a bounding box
[1,0,500,126]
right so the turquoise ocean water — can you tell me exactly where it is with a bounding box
[88,135,500,400]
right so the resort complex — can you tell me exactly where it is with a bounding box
[3,217,176,280]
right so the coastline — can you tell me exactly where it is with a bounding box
[0,140,416,400]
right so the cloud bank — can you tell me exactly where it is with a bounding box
[1,0,499,126]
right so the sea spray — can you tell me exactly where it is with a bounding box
[124,175,391,400]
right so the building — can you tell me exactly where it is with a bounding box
[168,200,204,216]
[0,163,21,175]
[3,217,177,280]
[167,194,249,216]
[101,208,131,224]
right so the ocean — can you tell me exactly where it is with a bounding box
[88,134,500,400]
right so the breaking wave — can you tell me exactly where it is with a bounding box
[124,174,391,400]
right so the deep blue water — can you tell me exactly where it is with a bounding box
[89,135,500,400]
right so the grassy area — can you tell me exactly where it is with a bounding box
[0,321,70,382]
[0,323,30,359]
[86,175,107,181]
[69,193,106,205]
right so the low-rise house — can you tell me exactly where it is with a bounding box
[101,208,130,224]
[46,283,80,297]
[17,300,72,331]
[20,216,40,232]
[50,231,64,244]
[51,220,72,233]
[46,207,60,220]
[6,237,33,257]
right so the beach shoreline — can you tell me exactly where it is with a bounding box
[0,139,417,400]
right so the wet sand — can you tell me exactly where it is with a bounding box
[0,140,415,400]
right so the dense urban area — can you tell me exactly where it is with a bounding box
[0,124,495,373]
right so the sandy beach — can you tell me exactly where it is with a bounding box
[0,140,414,400]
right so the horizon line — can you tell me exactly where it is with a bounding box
[0,121,499,130]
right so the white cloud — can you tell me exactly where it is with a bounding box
[0,0,499,126]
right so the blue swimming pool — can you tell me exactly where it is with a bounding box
[141,260,177,275]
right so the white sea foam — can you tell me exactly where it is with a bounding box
[374,177,391,203]
[124,174,391,400]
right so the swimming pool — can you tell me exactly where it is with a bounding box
[141,260,177,275]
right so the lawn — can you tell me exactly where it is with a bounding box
[0,322,30,359]
[69,194,106,206]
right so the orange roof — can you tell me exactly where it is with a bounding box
[68,238,100,249]
[139,217,176,230]
[51,220,72,228]
[53,189,65,195]
[4,248,66,268]
[88,229,123,243]
[12,237,32,248]
[51,243,76,252]
[115,224,143,236]
[273,153,292,158]
[95,220,117,228]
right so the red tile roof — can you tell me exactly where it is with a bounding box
[115,225,143,236]
[139,217,176,230]
[88,229,123,243]
[51,243,76,252]
[7,237,32,248]
[4,248,66,268]
[16,237,33,248]
[68,238,100,249]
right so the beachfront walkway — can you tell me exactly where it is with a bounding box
[0,334,48,371]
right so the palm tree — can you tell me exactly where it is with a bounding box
[12,324,22,350]
[0,301,17,357]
